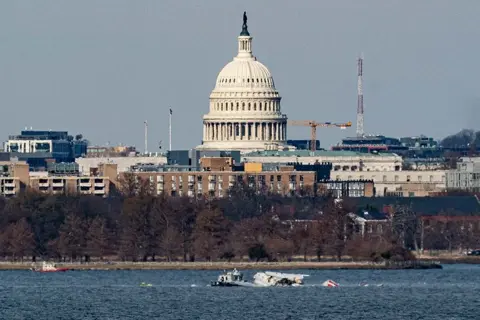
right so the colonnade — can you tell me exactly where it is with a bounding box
[203,121,286,141]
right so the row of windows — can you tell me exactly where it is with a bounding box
[214,101,279,112]
[156,174,304,183]
[335,175,445,183]
[218,77,273,85]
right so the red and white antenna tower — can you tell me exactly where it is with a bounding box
[356,54,364,137]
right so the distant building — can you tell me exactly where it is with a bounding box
[4,130,87,169]
[446,157,480,191]
[400,136,438,148]
[243,150,403,172]
[76,154,167,174]
[197,13,291,152]
[86,145,137,158]
[332,135,408,154]
[333,170,446,196]
[286,140,321,151]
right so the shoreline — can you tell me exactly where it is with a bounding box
[0,258,476,271]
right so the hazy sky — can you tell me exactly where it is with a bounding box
[1,0,479,151]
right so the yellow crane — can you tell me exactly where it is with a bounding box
[288,120,352,151]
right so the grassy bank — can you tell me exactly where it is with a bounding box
[0,260,451,271]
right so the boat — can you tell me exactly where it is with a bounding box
[210,269,256,287]
[253,271,309,287]
[31,261,70,273]
[211,269,310,287]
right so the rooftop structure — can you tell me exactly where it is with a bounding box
[446,157,480,192]
[332,135,408,154]
[243,150,403,172]
[197,12,290,152]
[4,129,87,169]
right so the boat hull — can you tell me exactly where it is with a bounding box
[210,281,257,287]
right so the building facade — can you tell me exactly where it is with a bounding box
[76,154,167,174]
[197,13,290,152]
[243,150,403,172]
[333,170,446,196]
[4,130,88,169]
[446,157,480,191]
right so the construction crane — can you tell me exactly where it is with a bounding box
[288,120,352,151]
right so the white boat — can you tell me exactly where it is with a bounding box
[253,271,309,287]
[31,261,70,273]
[210,269,256,287]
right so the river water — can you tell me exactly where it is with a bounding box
[0,264,478,319]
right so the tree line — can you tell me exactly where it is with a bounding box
[0,174,478,263]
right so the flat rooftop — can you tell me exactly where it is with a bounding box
[243,150,400,158]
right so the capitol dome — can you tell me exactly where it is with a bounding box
[214,59,276,92]
[197,12,290,153]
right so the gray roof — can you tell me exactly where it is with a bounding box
[351,196,480,216]
[243,150,398,158]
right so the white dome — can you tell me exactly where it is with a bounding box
[198,13,290,153]
[215,59,275,90]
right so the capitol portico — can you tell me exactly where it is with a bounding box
[197,13,291,152]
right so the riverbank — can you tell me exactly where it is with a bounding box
[0,260,452,271]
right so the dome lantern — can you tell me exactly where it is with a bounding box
[237,12,253,60]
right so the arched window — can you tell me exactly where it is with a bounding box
[248,103,251,111]
[247,79,250,83]
[259,102,262,111]
[242,102,245,111]
[236,102,239,111]
[253,103,256,111]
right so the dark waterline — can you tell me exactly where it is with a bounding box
[1,264,479,320]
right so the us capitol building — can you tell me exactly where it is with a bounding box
[197,13,293,153]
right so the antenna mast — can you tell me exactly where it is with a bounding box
[356,55,364,137]
[169,107,172,151]
[144,120,148,154]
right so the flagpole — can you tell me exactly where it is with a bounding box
[169,107,172,151]
[144,120,148,154]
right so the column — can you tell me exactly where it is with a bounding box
[266,123,271,140]
[203,124,206,141]
[246,123,250,140]
[276,123,280,141]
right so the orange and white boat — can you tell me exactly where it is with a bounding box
[32,261,70,273]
